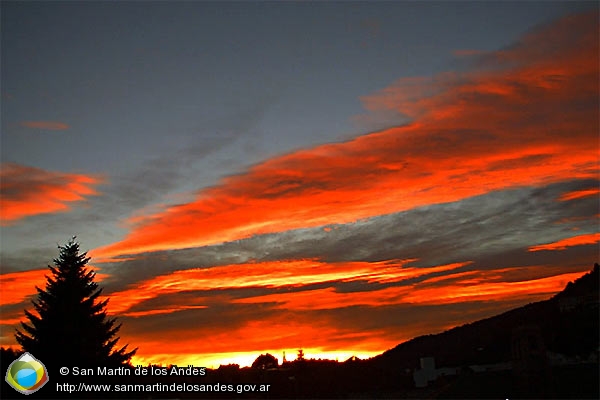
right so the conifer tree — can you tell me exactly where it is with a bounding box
[15,238,136,368]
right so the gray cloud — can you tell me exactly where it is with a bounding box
[96,178,598,294]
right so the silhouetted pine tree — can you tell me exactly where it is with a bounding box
[15,238,136,368]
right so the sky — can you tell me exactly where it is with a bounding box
[1,1,599,368]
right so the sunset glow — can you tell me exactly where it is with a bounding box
[1,3,598,372]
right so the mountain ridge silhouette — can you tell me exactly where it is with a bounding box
[369,263,599,370]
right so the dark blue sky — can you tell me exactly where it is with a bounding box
[3,2,591,174]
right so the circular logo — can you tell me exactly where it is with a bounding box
[5,352,49,395]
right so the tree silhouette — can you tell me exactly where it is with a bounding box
[15,238,136,368]
[252,353,278,370]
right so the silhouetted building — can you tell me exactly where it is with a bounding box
[413,357,459,388]
[511,324,552,397]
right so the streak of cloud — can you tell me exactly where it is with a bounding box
[452,49,486,57]
[233,269,582,310]
[102,259,468,315]
[19,121,70,130]
[528,233,600,252]
[0,265,107,308]
[0,269,48,306]
[559,187,600,202]
[0,163,103,225]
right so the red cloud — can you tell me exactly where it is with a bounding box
[20,121,70,130]
[233,269,584,310]
[0,265,108,310]
[103,259,468,315]
[93,12,599,259]
[115,264,584,368]
[1,259,590,368]
[559,188,600,201]
[528,233,600,252]
[0,163,102,225]
[0,269,49,308]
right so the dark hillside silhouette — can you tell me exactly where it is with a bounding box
[372,263,599,370]
[367,263,599,398]
[15,238,136,371]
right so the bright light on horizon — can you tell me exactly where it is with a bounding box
[131,348,384,369]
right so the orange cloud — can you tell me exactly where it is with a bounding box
[0,266,108,308]
[0,269,48,307]
[0,163,102,225]
[233,269,584,310]
[20,121,70,130]
[528,232,600,252]
[2,260,590,368]
[559,187,600,201]
[119,264,584,368]
[0,260,460,357]
[104,259,469,315]
[400,271,584,305]
[92,12,599,259]
[0,316,25,325]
